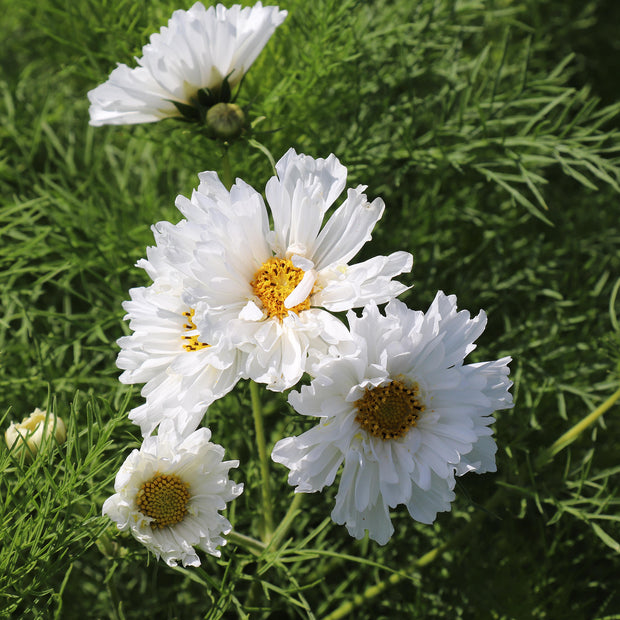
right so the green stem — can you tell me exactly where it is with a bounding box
[106,576,127,620]
[537,385,620,467]
[250,380,274,541]
[322,542,450,620]
[268,493,304,550]
[322,490,504,620]
[221,147,233,190]
[227,530,267,556]
[323,571,403,620]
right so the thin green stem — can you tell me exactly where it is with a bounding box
[227,530,267,556]
[250,380,274,541]
[323,572,403,620]
[322,490,504,620]
[322,540,452,620]
[268,493,304,550]
[537,385,620,467]
[106,576,127,620]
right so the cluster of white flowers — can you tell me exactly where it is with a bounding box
[97,1,289,568]
[94,2,513,566]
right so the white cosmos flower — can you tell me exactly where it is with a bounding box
[103,419,243,567]
[88,2,287,125]
[158,148,413,391]
[117,251,245,437]
[271,292,513,544]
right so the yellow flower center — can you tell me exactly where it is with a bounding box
[136,473,191,529]
[251,257,311,320]
[354,380,424,440]
[182,309,209,351]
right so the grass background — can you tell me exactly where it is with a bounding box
[1,0,619,618]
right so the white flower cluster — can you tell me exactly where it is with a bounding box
[95,2,514,564]
[98,1,290,568]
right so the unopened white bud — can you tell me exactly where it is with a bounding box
[5,408,66,459]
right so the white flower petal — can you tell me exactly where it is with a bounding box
[239,300,265,321]
[284,269,316,308]
[315,251,413,312]
[290,254,315,271]
[266,149,348,256]
[272,423,346,493]
[405,471,455,524]
[332,453,394,544]
[116,270,244,436]
[311,187,384,269]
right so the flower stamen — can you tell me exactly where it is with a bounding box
[136,473,191,529]
[354,380,424,440]
[251,257,311,320]
[182,309,209,351]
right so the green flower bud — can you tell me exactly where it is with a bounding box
[206,103,245,139]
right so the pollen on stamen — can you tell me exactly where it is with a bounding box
[354,380,425,440]
[136,472,191,529]
[251,257,312,320]
[181,309,209,352]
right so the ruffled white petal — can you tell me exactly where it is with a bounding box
[88,65,179,125]
[266,149,348,257]
[129,401,203,439]
[314,251,413,312]
[284,269,316,308]
[311,187,384,269]
[405,471,455,524]
[272,414,356,491]
[331,452,394,545]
